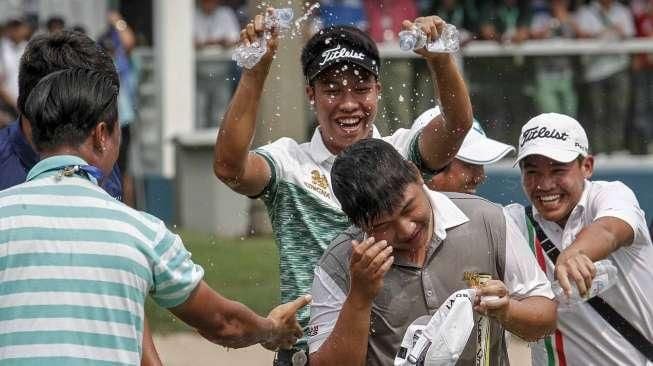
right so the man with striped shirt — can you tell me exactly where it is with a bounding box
[0,68,309,365]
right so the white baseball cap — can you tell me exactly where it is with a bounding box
[394,289,476,366]
[413,108,515,165]
[514,113,589,166]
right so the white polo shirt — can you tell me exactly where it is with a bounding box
[505,180,653,366]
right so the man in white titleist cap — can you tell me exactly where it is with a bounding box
[413,107,515,194]
[504,112,653,365]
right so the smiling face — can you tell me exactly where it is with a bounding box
[363,182,434,254]
[428,159,486,194]
[520,154,593,227]
[306,65,380,155]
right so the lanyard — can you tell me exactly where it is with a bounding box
[52,164,104,184]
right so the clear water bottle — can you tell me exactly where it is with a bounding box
[232,8,294,69]
[398,24,460,53]
[551,260,618,311]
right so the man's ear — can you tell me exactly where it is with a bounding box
[93,121,111,153]
[306,84,315,105]
[581,155,594,179]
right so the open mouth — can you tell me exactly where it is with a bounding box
[336,117,364,134]
[538,193,562,208]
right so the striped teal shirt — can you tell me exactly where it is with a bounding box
[0,155,204,365]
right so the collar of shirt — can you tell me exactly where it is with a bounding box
[427,188,470,242]
[308,125,382,165]
[8,119,38,170]
[26,155,98,184]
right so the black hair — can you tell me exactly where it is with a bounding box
[301,25,380,83]
[24,68,118,152]
[332,139,420,228]
[17,30,118,116]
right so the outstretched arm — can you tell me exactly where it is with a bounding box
[170,281,310,349]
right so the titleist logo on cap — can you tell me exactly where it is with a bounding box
[319,44,366,66]
[521,126,570,147]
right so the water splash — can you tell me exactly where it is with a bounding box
[293,2,320,36]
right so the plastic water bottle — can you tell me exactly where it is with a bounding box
[398,24,460,53]
[551,260,618,311]
[232,8,294,69]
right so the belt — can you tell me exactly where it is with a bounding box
[274,345,309,366]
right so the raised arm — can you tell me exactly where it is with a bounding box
[213,11,277,196]
[170,281,309,349]
[402,16,473,171]
[310,237,393,366]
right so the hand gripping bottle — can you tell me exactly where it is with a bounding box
[551,259,618,311]
[398,23,459,53]
[232,8,294,69]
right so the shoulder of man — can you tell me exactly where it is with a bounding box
[444,192,505,217]
[318,225,361,267]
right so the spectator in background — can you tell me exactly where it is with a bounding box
[478,0,531,43]
[318,0,367,30]
[0,18,30,128]
[194,0,240,129]
[575,0,634,153]
[45,16,65,33]
[469,0,534,146]
[99,11,138,208]
[363,0,418,133]
[628,0,653,154]
[530,0,579,117]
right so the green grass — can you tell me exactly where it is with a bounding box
[146,230,280,333]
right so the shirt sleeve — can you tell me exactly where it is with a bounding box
[590,181,650,248]
[383,115,447,180]
[252,137,297,200]
[308,266,347,353]
[148,223,205,308]
[502,208,554,300]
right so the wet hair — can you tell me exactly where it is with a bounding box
[301,25,380,84]
[332,139,420,228]
[25,68,118,152]
[17,30,118,116]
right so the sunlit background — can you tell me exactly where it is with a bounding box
[1,0,652,364]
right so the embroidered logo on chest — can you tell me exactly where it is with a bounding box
[304,170,331,199]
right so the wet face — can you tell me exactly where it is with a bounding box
[307,65,380,155]
[427,159,486,194]
[363,182,433,253]
[520,155,593,227]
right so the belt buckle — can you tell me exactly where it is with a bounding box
[291,349,307,366]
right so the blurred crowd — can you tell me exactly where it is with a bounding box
[0,10,139,205]
[191,0,653,155]
[3,0,653,155]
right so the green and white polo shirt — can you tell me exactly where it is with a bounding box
[0,155,204,365]
[255,125,427,339]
